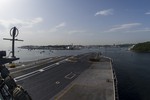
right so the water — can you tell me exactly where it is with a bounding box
[103,47,150,100]
[12,48,98,62]
[4,47,150,100]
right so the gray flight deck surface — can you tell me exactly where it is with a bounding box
[9,53,93,100]
[53,57,115,100]
[9,53,115,100]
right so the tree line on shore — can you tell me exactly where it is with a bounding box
[132,41,150,52]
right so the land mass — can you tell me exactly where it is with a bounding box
[132,41,150,52]
[18,44,133,50]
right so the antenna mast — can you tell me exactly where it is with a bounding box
[3,27,23,58]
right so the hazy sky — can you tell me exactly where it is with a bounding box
[0,0,150,48]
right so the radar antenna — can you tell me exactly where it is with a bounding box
[3,27,23,58]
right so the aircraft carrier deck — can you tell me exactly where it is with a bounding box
[52,56,118,100]
[7,53,118,100]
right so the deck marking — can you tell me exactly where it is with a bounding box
[65,72,76,79]
[38,69,44,72]
[14,57,71,82]
[55,81,60,84]
[10,57,65,74]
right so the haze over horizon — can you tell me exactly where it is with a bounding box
[0,0,150,49]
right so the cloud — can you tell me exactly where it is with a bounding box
[0,17,43,28]
[55,22,66,28]
[145,11,150,15]
[68,30,86,34]
[126,28,150,33]
[95,9,114,16]
[49,22,66,32]
[105,23,141,32]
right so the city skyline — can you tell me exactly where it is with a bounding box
[0,0,150,49]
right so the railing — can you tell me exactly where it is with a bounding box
[113,68,119,100]
[103,56,119,100]
[111,60,119,100]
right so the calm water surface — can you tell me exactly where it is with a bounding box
[104,47,150,100]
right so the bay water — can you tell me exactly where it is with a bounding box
[104,47,150,100]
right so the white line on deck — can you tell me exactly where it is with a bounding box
[10,57,65,73]
[14,57,70,82]
[39,69,44,72]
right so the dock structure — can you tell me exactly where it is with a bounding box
[53,56,117,100]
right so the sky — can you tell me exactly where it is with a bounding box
[0,0,150,49]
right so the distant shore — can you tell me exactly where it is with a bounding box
[131,41,150,53]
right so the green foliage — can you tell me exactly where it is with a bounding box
[132,41,150,52]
